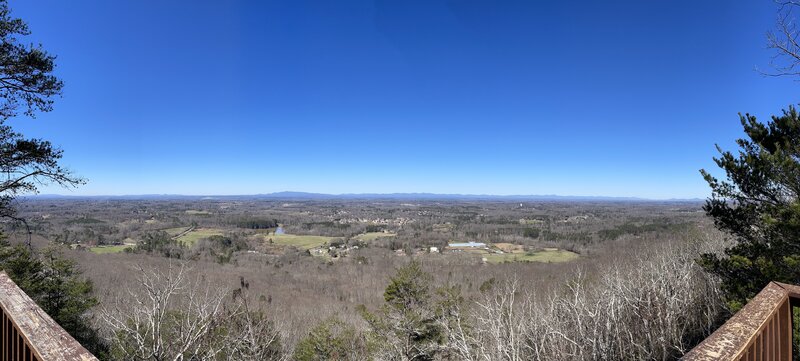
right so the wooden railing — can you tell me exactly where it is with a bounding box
[0,272,96,361]
[683,281,800,361]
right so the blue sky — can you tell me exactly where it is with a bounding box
[6,0,798,199]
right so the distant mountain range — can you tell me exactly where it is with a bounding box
[25,191,703,202]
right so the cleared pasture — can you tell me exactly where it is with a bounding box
[89,245,133,254]
[484,248,579,264]
[262,233,334,249]
[493,242,525,253]
[176,228,225,246]
[164,227,191,236]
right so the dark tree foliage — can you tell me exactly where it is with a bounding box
[596,221,688,241]
[699,107,800,310]
[0,3,61,118]
[231,217,279,229]
[359,261,454,361]
[132,230,183,258]
[0,0,81,231]
[194,234,247,264]
[523,227,540,238]
[365,224,385,233]
[293,317,373,361]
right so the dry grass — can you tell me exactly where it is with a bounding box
[89,245,133,254]
[262,233,334,249]
[175,228,225,246]
[484,249,579,263]
[163,227,191,236]
[493,243,525,253]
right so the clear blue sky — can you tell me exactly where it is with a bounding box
[6,0,798,199]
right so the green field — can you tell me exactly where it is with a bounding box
[175,228,224,246]
[484,249,579,264]
[354,232,396,241]
[89,245,132,254]
[263,233,334,249]
[164,226,191,236]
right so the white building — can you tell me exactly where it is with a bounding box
[448,242,487,248]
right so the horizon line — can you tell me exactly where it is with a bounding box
[22,191,706,202]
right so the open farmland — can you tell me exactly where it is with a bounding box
[484,248,580,264]
[164,226,192,236]
[88,244,133,254]
[175,228,225,246]
[0,0,778,357]
[10,196,712,358]
[262,233,335,249]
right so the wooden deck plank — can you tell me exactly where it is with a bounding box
[0,272,96,361]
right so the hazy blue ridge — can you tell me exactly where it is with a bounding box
[24,192,703,202]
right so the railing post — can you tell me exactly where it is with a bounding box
[0,272,96,361]
[683,282,799,360]
[790,296,800,361]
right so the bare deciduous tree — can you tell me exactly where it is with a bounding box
[441,277,536,361]
[102,265,227,360]
[222,277,285,360]
[443,236,726,361]
[763,1,800,77]
[102,264,286,360]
